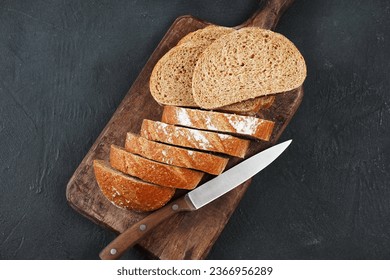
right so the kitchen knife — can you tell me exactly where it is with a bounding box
[99,139,292,260]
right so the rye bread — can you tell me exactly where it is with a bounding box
[149,43,202,107]
[162,106,275,141]
[192,27,307,109]
[125,133,228,175]
[93,160,175,212]
[141,119,250,158]
[110,145,203,190]
[218,95,275,115]
[149,26,234,107]
[177,25,233,45]
[182,25,274,114]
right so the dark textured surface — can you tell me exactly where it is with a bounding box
[0,0,389,260]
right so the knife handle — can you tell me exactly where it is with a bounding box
[99,195,195,260]
[237,0,295,29]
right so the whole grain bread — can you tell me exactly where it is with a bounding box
[141,119,250,158]
[125,133,228,175]
[192,27,307,109]
[149,43,203,107]
[162,106,275,141]
[93,160,175,212]
[177,25,233,46]
[150,25,272,114]
[110,144,203,190]
[150,25,268,114]
[149,25,234,107]
[218,95,275,115]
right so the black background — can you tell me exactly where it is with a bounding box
[0,0,389,260]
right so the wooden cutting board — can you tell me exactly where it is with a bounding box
[66,0,303,260]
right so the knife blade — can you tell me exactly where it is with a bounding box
[99,139,292,260]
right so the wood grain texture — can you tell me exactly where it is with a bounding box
[66,0,303,259]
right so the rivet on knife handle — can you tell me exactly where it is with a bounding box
[99,196,195,260]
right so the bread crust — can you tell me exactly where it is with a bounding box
[93,160,175,212]
[125,133,228,175]
[141,119,250,158]
[110,145,203,190]
[162,106,275,141]
[177,25,233,45]
[219,95,275,115]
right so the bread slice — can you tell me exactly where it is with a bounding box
[150,25,264,113]
[125,133,228,175]
[149,43,202,107]
[162,106,275,141]
[218,95,275,115]
[150,25,272,114]
[93,160,175,212]
[141,119,250,158]
[149,26,234,106]
[192,27,307,109]
[110,145,203,190]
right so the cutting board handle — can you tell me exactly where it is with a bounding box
[237,0,295,29]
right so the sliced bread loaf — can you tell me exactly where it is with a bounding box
[110,145,203,190]
[93,160,175,212]
[125,133,228,175]
[141,119,250,158]
[162,106,275,141]
[192,27,307,109]
[150,25,267,114]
